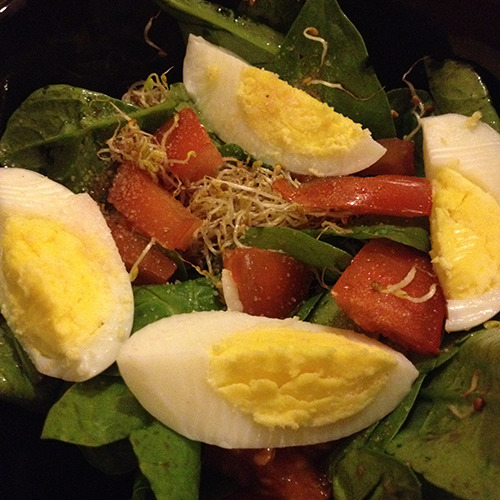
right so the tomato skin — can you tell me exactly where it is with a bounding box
[108,162,202,251]
[331,239,445,355]
[273,174,432,217]
[360,138,415,176]
[106,214,177,285]
[223,247,313,319]
[155,107,222,183]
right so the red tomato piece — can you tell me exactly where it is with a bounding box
[108,162,202,251]
[331,239,445,355]
[155,107,223,183]
[106,214,177,285]
[204,446,332,500]
[360,138,415,176]
[223,247,313,319]
[273,174,432,217]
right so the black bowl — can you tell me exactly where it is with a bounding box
[0,0,186,135]
[1,0,499,136]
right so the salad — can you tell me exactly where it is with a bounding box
[0,0,499,499]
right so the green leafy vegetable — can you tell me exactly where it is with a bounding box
[387,88,433,177]
[154,0,283,64]
[299,290,359,330]
[328,330,476,499]
[236,0,304,33]
[387,88,432,141]
[0,318,60,406]
[40,277,224,499]
[130,420,201,500]
[240,226,353,280]
[0,83,192,201]
[80,439,138,475]
[132,277,223,332]
[386,328,500,500]
[332,447,422,500]
[132,474,154,500]
[41,376,152,446]
[311,223,430,253]
[269,0,395,138]
[425,58,500,132]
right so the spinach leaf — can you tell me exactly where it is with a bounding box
[236,0,303,34]
[425,58,500,132]
[0,83,192,201]
[240,226,353,279]
[41,375,152,446]
[299,290,359,330]
[328,330,473,499]
[386,328,500,500]
[387,88,432,141]
[268,0,395,138]
[331,447,422,500]
[80,439,138,475]
[40,277,223,498]
[310,223,430,253]
[132,277,223,332]
[0,318,59,406]
[387,88,433,177]
[131,473,154,500]
[362,332,469,451]
[154,0,283,64]
[294,291,324,321]
[130,420,201,500]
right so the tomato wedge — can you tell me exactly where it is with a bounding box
[205,446,332,500]
[155,107,223,183]
[108,161,202,251]
[106,214,177,285]
[331,239,445,355]
[273,175,432,217]
[360,138,415,176]
[223,247,313,319]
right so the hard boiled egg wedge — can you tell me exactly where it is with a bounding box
[183,34,386,177]
[0,168,134,382]
[421,113,500,331]
[117,310,418,449]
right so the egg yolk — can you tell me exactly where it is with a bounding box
[430,167,500,299]
[238,66,365,157]
[1,215,113,358]
[208,327,397,429]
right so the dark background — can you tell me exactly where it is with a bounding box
[0,0,498,498]
[1,0,499,137]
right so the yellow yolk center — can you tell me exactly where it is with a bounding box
[238,67,365,157]
[208,327,397,429]
[1,215,112,358]
[430,167,500,299]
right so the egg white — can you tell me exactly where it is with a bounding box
[445,288,500,332]
[183,34,385,177]
[220,269,244,312]
[422,113,500,202]
[117,310,418,449]
[421,113,500,331]
[0,168,134,381]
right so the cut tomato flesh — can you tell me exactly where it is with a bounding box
[108,162,202,251]
[360,138,415,176]
[331,238,445,355]
[155,107,223,183]
[223,247,313,319]
[273,174,432,217]
[106,213,177,285]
